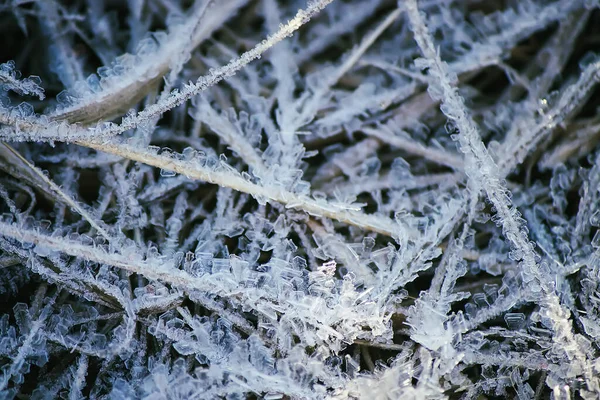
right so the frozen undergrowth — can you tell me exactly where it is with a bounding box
[1,0,600,398]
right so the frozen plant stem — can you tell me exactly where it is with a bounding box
[0,143,111,241]
[77,139,403,237]
[118,0,337,132]
[50,0,248,124]
[0,0,336,143]
[405,0,591,384]
[406,0,536,282]
[0,221,211,292]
